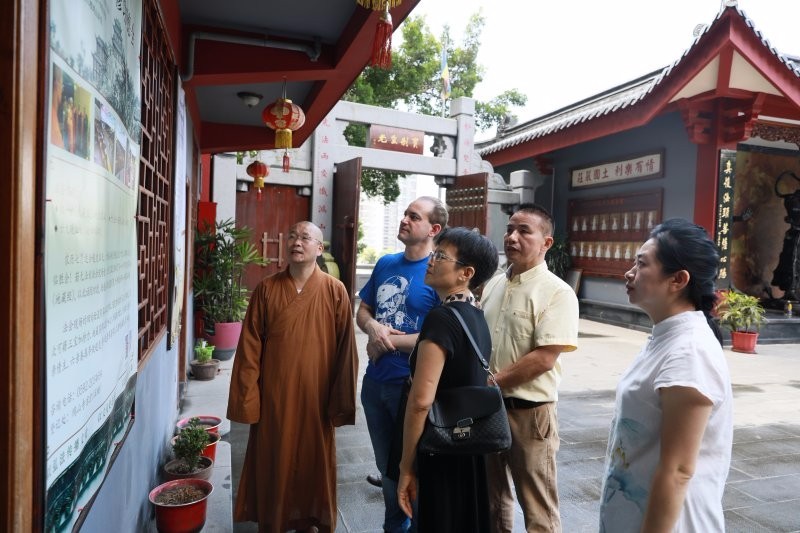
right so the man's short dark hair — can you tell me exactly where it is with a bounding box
[514,203,554,236]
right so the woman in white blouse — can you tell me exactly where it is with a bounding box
[599,218,733,532]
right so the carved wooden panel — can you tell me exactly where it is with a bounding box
[446,172,489,234]
[137,0,174,359]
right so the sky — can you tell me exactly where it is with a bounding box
[407,0,800,136]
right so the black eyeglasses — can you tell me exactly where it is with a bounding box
[429,250,466,266]
[287,233,321,245]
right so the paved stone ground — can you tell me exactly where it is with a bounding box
[225,319,800,532]
[557,391,800,532]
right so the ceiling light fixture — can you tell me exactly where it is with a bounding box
[237,91,263,108]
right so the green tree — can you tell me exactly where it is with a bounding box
[344,12,526,203]
[359,246,380,265]
[357,220,366,256]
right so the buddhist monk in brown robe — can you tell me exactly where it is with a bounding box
[227,220,358,533]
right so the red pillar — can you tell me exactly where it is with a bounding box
[200,153,212,202]
[693,142,720,234]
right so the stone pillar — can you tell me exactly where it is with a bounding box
[311,111,341,239]
[450,97,477,176]
[510,169,548,205]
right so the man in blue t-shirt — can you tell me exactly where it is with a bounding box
[357,196,447,533]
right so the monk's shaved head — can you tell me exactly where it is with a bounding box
[290,221,323,242]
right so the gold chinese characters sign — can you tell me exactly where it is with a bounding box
[715,150,735,287]
[368,125,424,155]
[570,150,664,189]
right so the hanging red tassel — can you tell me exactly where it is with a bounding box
[282,150,290,173]
[370,5,392,69]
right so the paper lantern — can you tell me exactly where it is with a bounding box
[246,160,269,198]
[261,82,305,173]
[261,98,305,150]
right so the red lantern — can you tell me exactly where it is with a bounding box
[246,160,269,198]
[261,98,305,149]
[262,80,305,173]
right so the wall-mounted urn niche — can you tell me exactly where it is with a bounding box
[567,188,663,279]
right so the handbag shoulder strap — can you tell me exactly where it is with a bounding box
[447,305,489,371]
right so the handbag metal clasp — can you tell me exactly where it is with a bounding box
[453,418,473,440]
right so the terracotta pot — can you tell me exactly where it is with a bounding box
[201,432,220,462]
[177,415,222,436]
[149,478,213,533]
[731,331,758,354]
[170,433,220,463]
[206,321,241,361]
[162,456,214,482]
[189,359,220,381]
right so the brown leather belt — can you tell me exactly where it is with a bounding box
[503,397,551,409]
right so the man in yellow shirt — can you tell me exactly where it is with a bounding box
[481,204,579,533]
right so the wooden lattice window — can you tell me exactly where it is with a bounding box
[137,0,174,359]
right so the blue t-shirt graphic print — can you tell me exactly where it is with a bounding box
[374,275,420,332]
[359,253,438,382]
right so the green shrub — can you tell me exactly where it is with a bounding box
[717,290,766,333]
[194,218,266,328]
[172,417,210,472]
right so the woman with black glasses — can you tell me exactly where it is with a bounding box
[396,227,499,532]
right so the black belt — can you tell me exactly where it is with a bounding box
[503,397,551,409]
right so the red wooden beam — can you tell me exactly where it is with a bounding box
[484,104,659,166]
[183,35,337,87]
[192,0,420,153]
[200,122,277,154]
[727,16,800,109]
[716,45,734,94]
[693,142,719,234]
[159,0,183,65]
[296,0,421,152]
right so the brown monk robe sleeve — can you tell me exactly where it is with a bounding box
[227,281,267,424]
[327,281,358,427]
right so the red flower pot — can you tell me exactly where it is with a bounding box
[206,321,241,361]
[162,456,214,482]
[177,415,222,436]
[201,432,220,462]
[149,478,213,533]
[731,331,758,354]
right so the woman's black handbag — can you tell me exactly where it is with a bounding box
[417,306,512,456]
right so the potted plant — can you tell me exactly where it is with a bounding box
[545,234,572,280]
[193,218,265,360]
[176,415,222,436]
[717,289,767,354]
[163,418,214,481]
[189,339,219,381]
[170,431,221,463]
[149,478,213,533]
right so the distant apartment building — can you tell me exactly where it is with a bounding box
[359,174,440,259]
